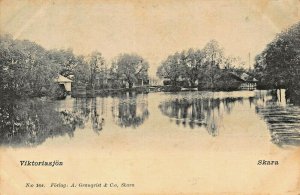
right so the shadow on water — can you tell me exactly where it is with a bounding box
[255,89,300,147]
[111,92,149,128]
[0,99,84,147]
[159,96,244,136]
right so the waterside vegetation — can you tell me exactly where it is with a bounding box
[1,21,299,99]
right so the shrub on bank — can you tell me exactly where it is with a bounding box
[161,85,181,92]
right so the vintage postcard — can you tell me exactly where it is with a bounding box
[0,0,300,194]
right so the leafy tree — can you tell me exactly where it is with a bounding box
[157,40,231,89]
[254,21,300,90]
[111,53,149,88]
[0,34,112,98]
[157,52,185,86]
[47,49,77,77]
[224,56,245,70]
[201,40,224,89]
[0,34,59,98]
[86,51,105,89]
[72,55,90,85]
[180,49,206,87]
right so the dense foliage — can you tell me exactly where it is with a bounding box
[254,22,300,90]
[0,34,60,98]
[0,34,150,98]
[156,40,247,90]
[111,53,149,89]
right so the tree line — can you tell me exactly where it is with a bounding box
[0,34,149,98]
[156,40,248,91]
[254,21,300,95]
[2,19,299,100]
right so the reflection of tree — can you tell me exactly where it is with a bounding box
[73,98,105,134]
[255,90,300,147]
[0,99,84,147]
[73,98,91,123]
[112,92,149,128]
[91,98,104,134]
[159,97,243,136]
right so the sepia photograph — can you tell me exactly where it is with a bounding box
[0,0,300,194]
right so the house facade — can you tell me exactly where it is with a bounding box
[232,73,258,90]
[54,75,73,92]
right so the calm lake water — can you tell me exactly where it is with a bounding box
[1,90,300,148]
[1,90,300,194]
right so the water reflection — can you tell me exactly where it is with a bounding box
[91,98,105,134]
[1,90,299,148]
[112,92,149,128]
[71,98,105,134]
[0,99,84,147]
[255,90,300,147]
[159,96,243,136]
[73,98,91,123]
[159,90,300,147]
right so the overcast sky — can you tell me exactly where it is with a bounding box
[1,0,299,76]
